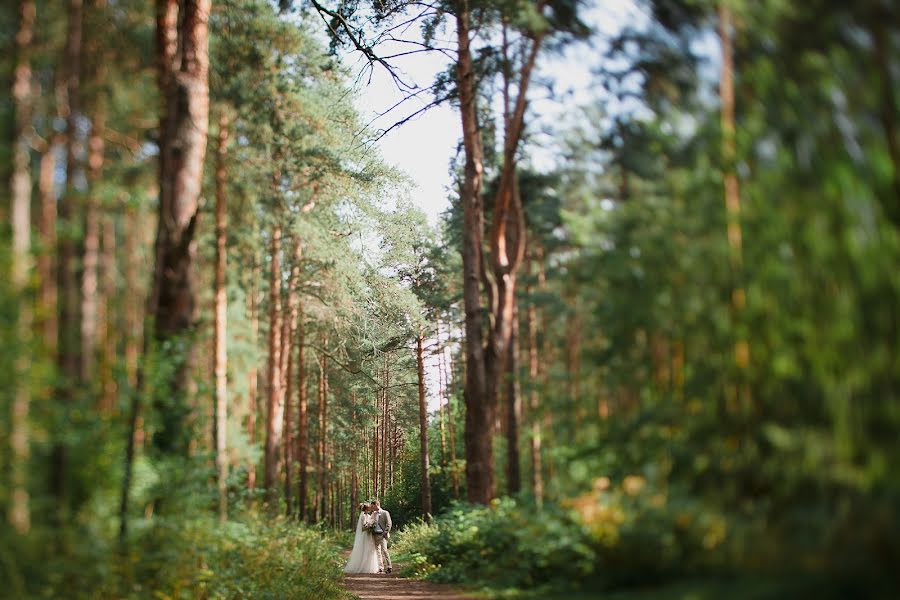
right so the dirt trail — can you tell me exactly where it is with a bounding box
[340,550,476,600]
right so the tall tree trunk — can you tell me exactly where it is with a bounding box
[81,103,105,381]
[416,334,433,521]
[281,241,300,514]
[123,204,140,388]
[150,0,211,452]
[38,132,60,356]
[246,255,259,492]
[213,112,229,522]
[436,323,448,467]
[98,211,116,412]
[296,306,308,520]
[350,397,359,521]
[380,357,388,501]
[526,258,543,506]
[718,4,749,409]
[54,0,86,510]
[316,343,329,520]
[455,1,493,505]
[264,225,284,509]
[505,299,522,495]
[283,325,294,515]
[9,0,36,535]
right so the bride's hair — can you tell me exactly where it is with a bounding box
[358,503,368,512]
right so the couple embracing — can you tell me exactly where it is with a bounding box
[343,499,393,574]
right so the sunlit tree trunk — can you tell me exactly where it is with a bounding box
[718,4,749,410]
[213,112,229,522]
[81,103,105,381]
[282,240,300,515]
[151,0,211,449]
[436,323,448,467]
[316,342,329,520]
[416,333,433,520]
[296,306,308,520]
[505,299,522,495]
[264,224,284,509]
[97,211,116,412]
[445,343,460,498]
[526,260,543,506]
[38,129,60,356]
[380,357,388,500]
[246,255,259,492]
[9,0,36,535]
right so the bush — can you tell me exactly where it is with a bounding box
[393,498,596,593]
[0,515,349,600]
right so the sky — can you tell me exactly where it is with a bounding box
[339,1,644,410]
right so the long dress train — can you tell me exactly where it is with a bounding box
[343,512,380,574]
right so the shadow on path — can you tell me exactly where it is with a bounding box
[342,572,476,600]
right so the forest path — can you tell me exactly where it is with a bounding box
[340,550,476,600]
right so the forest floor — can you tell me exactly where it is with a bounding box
[340,551,476,600]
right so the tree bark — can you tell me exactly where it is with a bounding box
[9,0,36,535]
[317,345,329,521]
[98,210,116,412]
[81,103,105,381]
[526,257,543,506]
[54,0,86,508]
[455,0,493,505]
[264,225,284,509]
[436,323,448,467]
[718,4,749,408]
[38,132,61,357]
[505,299,522,495]
[281,241,300,514]
[296,305,308,520]
[150,0,211,453]
[380,356,388,501]
[416,334,433,521]
[246,255,259,492]
[213,112,229,522]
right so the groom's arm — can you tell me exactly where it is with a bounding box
[385,511,392,534]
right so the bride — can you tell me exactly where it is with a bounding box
[343,502,380,574]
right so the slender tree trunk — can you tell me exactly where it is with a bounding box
[296,307,308,520]
[526,259,543,506]
[81,103,105,381]
[317,344,329,521]
[283,326,294,515]
[436,324,448,467]
[281,240,301,515]
[264,225,284,509]
[416,334,433,521]
[98,210,116,412]
[54,0,86,509]
[505,299,522,495]
[380,357,388,501]
[718,4,749,409]
[37,137,60,352]
[213,112,229,522]
[122,205,139,388]
[246,256,259,492]
[9,0,36,535]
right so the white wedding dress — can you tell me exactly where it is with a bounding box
[343,512,381,574]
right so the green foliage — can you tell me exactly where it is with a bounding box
[0,514,348,600]
[393,499,596,593]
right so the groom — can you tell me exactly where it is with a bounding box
[370,499,392,573]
